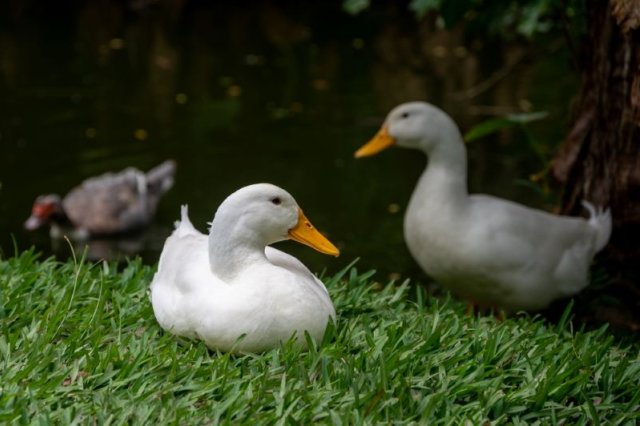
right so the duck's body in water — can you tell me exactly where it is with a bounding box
[24,160,176,239]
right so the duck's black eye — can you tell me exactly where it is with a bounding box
[401,112,410,119]
[270,197,281,205]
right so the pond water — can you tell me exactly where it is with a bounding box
[0,1,576,282]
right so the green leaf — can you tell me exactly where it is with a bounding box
[342,0,370,15]
[409,0,442,18]
[517,1,553,38]
[464,117,513,142]
[463,111,548,142]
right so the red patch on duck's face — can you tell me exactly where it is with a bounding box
[32,202,55,218]
[25,199,57,231]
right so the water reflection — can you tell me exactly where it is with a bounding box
[48,223,172,264]
[0,1,576,280]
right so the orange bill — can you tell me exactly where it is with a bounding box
[288,209,340,257]
[354,125,395,158]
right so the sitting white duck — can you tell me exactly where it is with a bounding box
[150,183,339,352]
[355,102,612,312]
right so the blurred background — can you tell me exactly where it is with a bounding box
[0,0,577,282]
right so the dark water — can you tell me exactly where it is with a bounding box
[0,1,577,281]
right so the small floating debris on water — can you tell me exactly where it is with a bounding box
[227,85,242,97]
[109,38,125,50]
[134,129,148,141]
[175,93,188,104]
[352,38,365,49]
[388,203,400,214]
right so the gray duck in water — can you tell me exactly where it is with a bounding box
[25,160,176,240]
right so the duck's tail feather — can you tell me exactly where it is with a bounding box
[174,204,198,236]
[581,200,612,252]
[146,160,176,195]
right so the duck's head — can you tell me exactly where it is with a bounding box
[24,194,64,231]
[211,183,340,256]
[354,101,460,157]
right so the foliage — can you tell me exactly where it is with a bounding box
[343,0,584,39]
[466,111,551,167]
[463,111,549,144]
[1,252,639,424]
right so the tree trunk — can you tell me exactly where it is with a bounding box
[551,0,640,329]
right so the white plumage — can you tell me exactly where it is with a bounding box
[356,102,612,311]
[151,184,338,352]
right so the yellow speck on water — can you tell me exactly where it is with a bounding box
[519,99,533,112]
[245,54,264,66]
[227,85,242,97]
[352,38,365,49]
[454,46,467,58]
[432,45,447,58]
[175,93,188,104]
[312,79,330,91]
[109,38,124,50]
[85,128,97,138]
[134,129,148,141]
[388,203,400,214]
[290,102,304,113]
[98,44,110,56]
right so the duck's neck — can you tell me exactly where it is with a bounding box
[411,135,469,210]
[51,210,71,227]
[208,219,269,282]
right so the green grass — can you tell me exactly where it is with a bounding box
[1,251,639,425]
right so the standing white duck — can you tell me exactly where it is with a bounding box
[355,102,612,312]
[150,183,339,352]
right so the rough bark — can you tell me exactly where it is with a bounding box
[551,0,640,328]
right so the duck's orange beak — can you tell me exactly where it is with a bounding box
[354,125,395,158]
[288,209,340,257]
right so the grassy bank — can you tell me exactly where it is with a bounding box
[1,251,639,424]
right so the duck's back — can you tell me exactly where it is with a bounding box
[63,169,149,234]
[64,161,175,235]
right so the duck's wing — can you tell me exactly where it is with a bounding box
[155,232,210,287]
[151,227,214,339]
[63,168,150,234]
[467,194,607,284]
[63,162,177,235]
[153,233,225,331]
[265,246,330,296]
[157,205,207,274]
